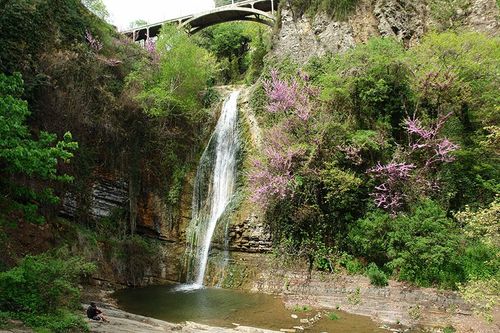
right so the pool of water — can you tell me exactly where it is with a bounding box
[113,284,388,332]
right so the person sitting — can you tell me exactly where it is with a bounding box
[86,302,109,322]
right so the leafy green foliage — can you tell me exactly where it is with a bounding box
[129,25,215,117]
[0,73,78,223]
[385,202,464,288]
[348,201,495,288]
[456,198,500,321]
[348,210,390,267]
[429,0,471,31]
[128,19,148,29]
[256,32,499,289]
[195,22,271,83]
[288,0,360,20]
[197,23,250,83]
[0,248,95,332]
[81,0,109,20]
[366,263,388,287]
[459,276,499,322]
[0,0,114,75]
[455,196,500,247]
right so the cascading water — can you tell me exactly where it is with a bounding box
[184,91,240,288]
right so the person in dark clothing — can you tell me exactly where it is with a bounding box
[86,302,109,322]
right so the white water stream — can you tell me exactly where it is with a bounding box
[184,91,240,288]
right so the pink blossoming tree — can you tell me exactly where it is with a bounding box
[368,112,459,214]
[250,70,318,206]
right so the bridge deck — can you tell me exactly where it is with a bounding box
[122,0,277,40]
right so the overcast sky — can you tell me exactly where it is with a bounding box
[103,0,215,30]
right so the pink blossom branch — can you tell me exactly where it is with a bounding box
[85,30,103,52]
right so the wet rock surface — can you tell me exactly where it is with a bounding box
[229,213,272,253]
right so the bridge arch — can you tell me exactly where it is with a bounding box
[122,0,278,41]
[181,7,275,34]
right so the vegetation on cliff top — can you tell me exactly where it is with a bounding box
[250,32,499,305]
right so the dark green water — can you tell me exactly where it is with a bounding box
[113,285,388,332]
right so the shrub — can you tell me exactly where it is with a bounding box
[349,201,469,288]
[387,201,464,288]
[22,310,89,333]
[348,210,391,266]
[338,253,364,274]
[366,263,388,287]
[459,275,499,322]
[0,248,95,331]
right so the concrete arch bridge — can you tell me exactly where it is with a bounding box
[122,0,278,40]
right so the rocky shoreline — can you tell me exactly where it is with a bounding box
[84,304,280,333]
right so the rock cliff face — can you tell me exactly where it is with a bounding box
[61,178,128,221]
[272,0,499,63]
[254,266,499,333]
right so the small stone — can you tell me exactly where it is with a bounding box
[291,314,298,319]
[299,319,309,324]
[280,329,296,333]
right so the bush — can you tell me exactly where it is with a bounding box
[22,310,89,333]
[462,242,499,280]
[366,263,388,287]
[338,252,364,274]
[348,210,391,267]
[387,201,465,288]
[0,248,95,331]
[349,201,467,288]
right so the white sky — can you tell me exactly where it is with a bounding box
[103,0,215,30]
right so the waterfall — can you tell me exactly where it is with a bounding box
[184,91,240,288]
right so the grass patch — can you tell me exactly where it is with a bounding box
[327,311,340,320]
[293,304,312,312]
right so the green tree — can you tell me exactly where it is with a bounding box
[129,25,216,117]
[0,73,78,224]
[128,19,148,28]
[197,23,251,82]
[82,0,109,20]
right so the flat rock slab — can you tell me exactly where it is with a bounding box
[88,306,280,333]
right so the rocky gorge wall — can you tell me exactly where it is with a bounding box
[255,267,500,333]
[271,0,499,63]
